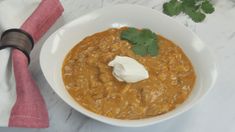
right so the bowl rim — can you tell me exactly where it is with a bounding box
[40,4,218,127]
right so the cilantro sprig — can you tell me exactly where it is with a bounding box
[163,0,215,22]
[120,27,159,56]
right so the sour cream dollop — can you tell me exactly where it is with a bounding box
[108,56,149,83]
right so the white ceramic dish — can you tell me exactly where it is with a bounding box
[40,5,217,127]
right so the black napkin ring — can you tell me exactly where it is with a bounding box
[0,29,34,64]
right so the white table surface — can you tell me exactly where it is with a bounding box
[1,0,235,131]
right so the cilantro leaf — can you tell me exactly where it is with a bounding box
[191,11,206,22]
[147,39,159,56]
[120,27,159,56]
[201,0,215,14]
[181,0,196,7]
[163,0,183,16]
[163,0,215,23]
[121,27,139,43]
[132,45,148,56]
[135,29,156,45]
[183,6,206,22]
[182,0,198,10]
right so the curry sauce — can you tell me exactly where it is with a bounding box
[62,27,196,119]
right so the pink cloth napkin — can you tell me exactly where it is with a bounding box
[2,0,63,128]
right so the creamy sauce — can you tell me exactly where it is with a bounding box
[62,27,196,119]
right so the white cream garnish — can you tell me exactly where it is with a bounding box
[108,56,149,83]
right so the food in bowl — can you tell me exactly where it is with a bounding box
[62,27,196,119]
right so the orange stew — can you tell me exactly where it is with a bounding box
[62,27,196,119]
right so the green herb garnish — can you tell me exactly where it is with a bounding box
[120,27,159,56]
[163,0,215,23]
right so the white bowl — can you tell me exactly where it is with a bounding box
[40,5,217,127]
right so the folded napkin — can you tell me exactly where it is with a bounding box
[0,0,64,128]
